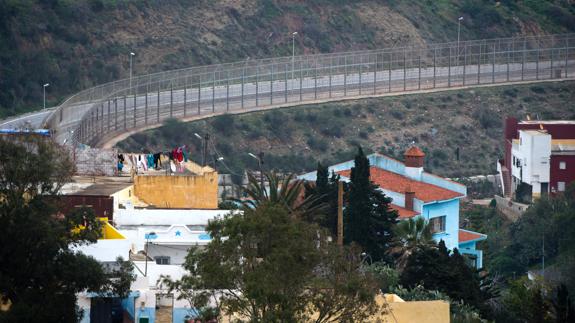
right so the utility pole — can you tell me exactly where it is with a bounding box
[203,133,210,168]
[248,152,265,191]
[337,180,344,246]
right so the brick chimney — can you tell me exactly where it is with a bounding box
[404,146,425,180]
[405,186,415,211]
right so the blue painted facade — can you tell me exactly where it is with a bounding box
[298,152,486,269]
[419,198,460,251]
[136,307,155,323]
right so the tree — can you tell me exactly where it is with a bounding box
[165,203,379,322]
[345,147,398,262]
[388,217,435,271]
[400,241,484,310]
[0,137,134,323]
[305,162,341,236]
[235,171,324,220]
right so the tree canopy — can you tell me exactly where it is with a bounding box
[0,137,134,323]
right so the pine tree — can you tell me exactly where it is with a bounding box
[345,147,398,262]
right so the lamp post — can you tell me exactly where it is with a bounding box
[248,152,264,191]
[360,252,372,271]
[457,17,463,56]
[43,83,50,110]
[291,32,298,90]
[129,52,135,90]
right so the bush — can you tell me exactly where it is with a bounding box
[212,114,235,136]
[530,85,546,94]
[307,137,328,152]
[473,108,501,129]
[390,110,405,120]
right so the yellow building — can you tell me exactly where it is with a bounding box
[377,294,450,323]
[133,163,218,209]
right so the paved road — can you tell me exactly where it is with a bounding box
[17,58,575,145]
[0,108,54,129]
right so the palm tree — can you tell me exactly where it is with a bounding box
[233,171,326,219]
[388,217,436,271]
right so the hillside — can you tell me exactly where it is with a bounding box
[1,0,575,117]
[116,80,575,180]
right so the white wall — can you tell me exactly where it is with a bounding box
[114,208,237,226]
[511,130,551,192]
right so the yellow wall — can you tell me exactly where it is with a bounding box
[377,295,450,323]
[221,294,450,323]
[100,218,126,239]
[111,185,148,208]
[133,172,218,209]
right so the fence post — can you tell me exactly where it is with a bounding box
[184,78,187,117]
[507,42,510,81]
[270,64,274,105]
[329,57,332,98]
[100,103,104,135]
[198,74,202,115]
[550,49,554,79]
[418,52,421,90]
[492,43,496,83]
[478,43,482,84]
[107,100,111,131]
[256,64,259,106]
[359,56,363,95]
[433,49,436,88]
[241,67,245,108]
[157,83,160,123]
[299,60,303,101]
[344,56,348,96]
[536,46,540,80]
[565,38,569,78]
[145,86,148,125]
[373,53,377,95]
[314,59,318,100]
[522,38,526,81]
[448,46,451,87]
[463,45,467,85]
[226,71,230,111]
[123,96,127,130]
[114,98,118,130]
[403,49,407,91]
[170,83,173,118]
[285,64,288,102]
[212,71,216,113]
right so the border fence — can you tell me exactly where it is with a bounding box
[43,33,575,147]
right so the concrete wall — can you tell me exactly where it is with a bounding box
[134,173,218,209]
[383,299,450,323]
[73,146,117,177]
[494,195,528,221]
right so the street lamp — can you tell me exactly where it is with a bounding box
[360,252,373,270]
[248,152,264,191]
[291,32,298,90]
[43,83,50,110]
[457,17,463,56]
[129,52,135,90]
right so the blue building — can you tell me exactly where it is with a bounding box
[299,147,486,268]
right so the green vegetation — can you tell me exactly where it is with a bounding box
[117,81,575,178]
[2,0,575,118]
[0,136,135,322]
[163,171,380,322]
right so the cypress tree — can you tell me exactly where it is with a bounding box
[345,147,398,262]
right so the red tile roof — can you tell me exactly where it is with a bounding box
[459,229,487,243]
[338,167,464,203]
[389,204,420,219]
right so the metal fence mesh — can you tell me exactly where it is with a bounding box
[43,33,575,146]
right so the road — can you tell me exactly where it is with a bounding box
[0,109,54,129]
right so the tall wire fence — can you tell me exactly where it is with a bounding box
[43,33,575,147]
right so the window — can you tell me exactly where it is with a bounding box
[558,182,566,192]
[155,256,171,265]
[559,161,566,170]
[429,216,446,234]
